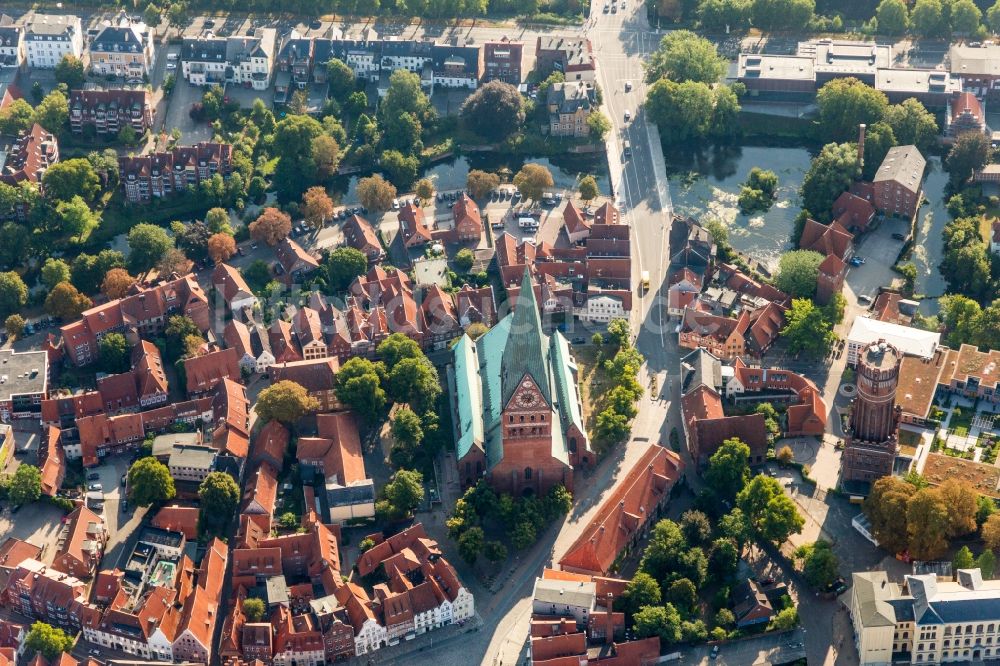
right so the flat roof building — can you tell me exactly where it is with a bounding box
[846,317,940,366]
[0,348,48,421]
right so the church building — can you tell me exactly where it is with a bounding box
[451,271,591,496]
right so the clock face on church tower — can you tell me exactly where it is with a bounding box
[517,380,537,408]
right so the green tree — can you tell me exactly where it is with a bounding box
[390,407,424,468]
[907,487,950,560]
[796,540,839,589]
[40,258,71,290]
[415,178,435,201]
[8,464,41,506]
[633,604,682,643]
[377,333,423,371]
[127,223,174,273]
[326,58,357,99]
[34,90,69,134]
[321,247,368,293]
[24,622,74,661]
[0,271,28,317]
[978,549,997,578]
[242,598,266,622]
[205,207,233,236]
[458,525,484,563]
[380,469,425,519]
[54,54,85,90]
[954,545,976,571]
[736,474,804,545]
[640,519,687,581]
[272,114,324,201]
[950,0,982,34]
[647,78,714,140]
[645,30,727,83]
[164,315,200,362]
[782,298,836,358]
[715,608,736,628]
[884,99,939,153]
[698,0,750,31]
[454,248,475,273]
[98,332,130,374]
[817,78,888,143]
[4,314,24,339]
[388,357,441,412]
[198,472,240,534]
[667,578,698,615]
[719,508,752,555]
[910,0,947,36]
[861,121,897,181]
[127,457,176,507]
[513,163,555,202]
[704,438,750,501]
[749,0,815,30]
[51,196,100,242]
[800,142,861,220]
[941,218,992,299]
[622,571,662,615]
[771,606,799,630]
[937,479,979,539]
[875,0,909,34]
[255,380,320,424]
[379,70,431,131]
[335,357,388,424]
[709,537,740,581]
[947,131,990,184]
[988,0,1000,32]
[0,99,34,136]
[680,509,712,545]
[70,249,125,295]
[587,111,611,140]
[466,170,501,200]
[42,158,100,203]
[460,81,525,141]
[578,175,600,202]
[775,250,825,299]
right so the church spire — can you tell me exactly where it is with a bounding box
[500,269,551,406]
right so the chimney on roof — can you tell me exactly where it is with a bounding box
[605,592,614,645]
[857,124,866,171]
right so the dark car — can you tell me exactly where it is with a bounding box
[87,472,100,481]
[710,645,719,660]
[572,337,586,344]
[892,232,907,240]
[310,19,322,29]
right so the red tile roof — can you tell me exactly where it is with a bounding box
[799,218,853,260]
[184,347,240,395]
[252,420,290,468]
[212,263,254,304]
[559,446,684,576]
[151,505,200,540]
[398,203,433,247]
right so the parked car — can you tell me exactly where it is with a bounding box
[88,483,103,492]
[858,294,873,305]
[310,19,322,29]
[87,472,100,481]
[892,232,907,241]
[572,337,586,344]
[849,256,864,266]
[624,81,632,91]
[710,645,720,660]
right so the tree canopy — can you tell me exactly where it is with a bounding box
[816,78,889,142]
[127,224,174,273]
[127,457,176,506]
[460,81,525,141]
[645,30,727,84]
[8,464,41,506]
[800,142,861,220]
[25,622,74,661]
[255,380,320,424]
[775,250,825,299]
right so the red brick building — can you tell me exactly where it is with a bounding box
[872,145,925,219]
[483,38,523,83]
[69,89,153,136]
[119,142,233,204]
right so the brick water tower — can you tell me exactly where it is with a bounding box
[841,339,902,490]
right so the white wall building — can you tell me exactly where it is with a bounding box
[0,21,24,68]
[88,14,154,78]
[577,292,628,323]
[531,578,595,625]
[24,14,82,69]
[846,317,941,366]
[851,569,1000,665]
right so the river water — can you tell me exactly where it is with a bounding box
[663,145,814,273]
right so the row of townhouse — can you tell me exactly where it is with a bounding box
[0,12,153,76]
[220,523,473,664]
[69,89,154,137]
[493,201,633,323]
[181,28,527,93]
[58,273,211,366]
[119,142,233,203]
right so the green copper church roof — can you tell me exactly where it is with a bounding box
[500,270,551,408]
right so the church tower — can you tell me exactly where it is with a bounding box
[841,339,901,490]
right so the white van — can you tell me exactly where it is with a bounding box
[518,217,539,229]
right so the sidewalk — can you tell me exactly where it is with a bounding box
[366,612,485,665]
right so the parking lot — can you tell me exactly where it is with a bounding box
[844,216,912,301]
